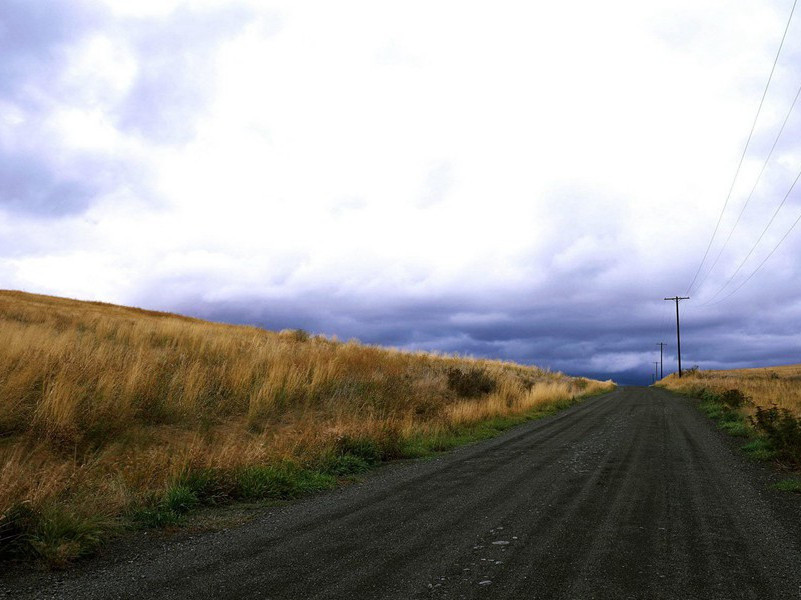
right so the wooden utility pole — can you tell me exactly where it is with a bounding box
[656,342,666,379]
[654,361,659,382]
[664,297,689,377]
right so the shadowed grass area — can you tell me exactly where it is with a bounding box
[773,478,801,493]
[0,290,615,566]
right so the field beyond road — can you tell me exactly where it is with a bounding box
[0,290,612,564]
[4,386,801,599]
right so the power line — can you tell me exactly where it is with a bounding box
[686,0,798,295]
[700,163,801,304]
[706,206,801,306]
[692,79,801,293]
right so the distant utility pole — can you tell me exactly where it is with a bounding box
[653,361,659,382]
[664,296,690,377]
[656,342,666,379]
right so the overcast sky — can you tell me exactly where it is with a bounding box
[2,0,801,383]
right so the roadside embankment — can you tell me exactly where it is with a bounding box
[0,290,614,566]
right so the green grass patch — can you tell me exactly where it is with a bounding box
[699,399,725,420]
[773,478,801,493]
[719,420,750,437]
[741,438,778,461]
[234,464,336,500]
[694,394,784,460]
[318,453,372,477]
[132,484,200,529]
[697,399,751,438]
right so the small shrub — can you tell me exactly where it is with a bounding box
[132,481,205,529]
[0,504,111,565]
[163,485,199,516]
[291,329,310,342]
[446,367,496,397]
[335,435,383,465]
[28,507,110,566]
[750,404,801,463]
[719,389,750,409]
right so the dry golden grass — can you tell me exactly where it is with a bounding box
[0,290,614,563]
[657,364,801,418]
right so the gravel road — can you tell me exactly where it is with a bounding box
[4,386,801,599]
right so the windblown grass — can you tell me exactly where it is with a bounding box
[0,290,614,565]
[657,365,801,418]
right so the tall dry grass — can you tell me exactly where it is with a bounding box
[657,365,801,418]
[0,290,614,563]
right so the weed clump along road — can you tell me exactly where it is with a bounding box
[0,290,614,566]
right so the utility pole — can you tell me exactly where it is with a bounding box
[656,342,666,379]
[664,296,689,377]
[654,361,659,382]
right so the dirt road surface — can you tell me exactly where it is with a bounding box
[4,386,801,599]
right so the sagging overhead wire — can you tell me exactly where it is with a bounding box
[705,204,801,306]
[685,0,798,296]
[701,163,801,305]
[692,79,801,294]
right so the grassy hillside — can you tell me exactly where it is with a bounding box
[0,290,614,565]
[658,365,801,418]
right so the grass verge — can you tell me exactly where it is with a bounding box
[1,381,612,568]
[657,382,801,493]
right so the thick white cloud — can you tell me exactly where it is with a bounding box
[1,0,800,381]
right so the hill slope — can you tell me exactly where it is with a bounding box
[0,290,613,564]
[658,364,801,417]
